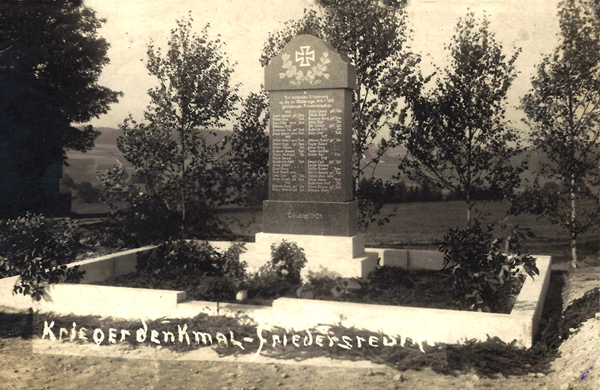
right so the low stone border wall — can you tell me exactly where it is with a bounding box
[0,243,551,347]
[0,245,156,312]
[271,256,551,348]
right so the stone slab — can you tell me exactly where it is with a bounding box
[254,232,366,259]
[264,34,356,91]
[72,246,156,284]
[377,249,445,271]
[511,255,552,337]
[262,200,358,236]
[407,250,445,270]
[1,282,185,320]
[304,251,379,279]
[369,248,408,269]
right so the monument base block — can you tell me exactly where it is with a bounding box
[262,200,358,236]
[240,232,379,279]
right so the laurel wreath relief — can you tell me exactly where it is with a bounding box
[279,51,331,86]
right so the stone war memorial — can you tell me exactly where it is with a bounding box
[240,35,379,278]
[0,33,554,350]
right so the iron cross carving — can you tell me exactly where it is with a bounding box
[295,46,315,67]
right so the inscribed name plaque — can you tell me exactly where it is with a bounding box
[270,89,352,202]
[263,35,357,236]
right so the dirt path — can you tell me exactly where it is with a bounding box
[1,268,598,390]
[0,337,553,390]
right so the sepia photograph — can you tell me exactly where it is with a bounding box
[0,0,598,389]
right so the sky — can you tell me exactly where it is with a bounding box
[83,0,562,133]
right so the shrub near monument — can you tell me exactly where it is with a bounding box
[94,238,527,314]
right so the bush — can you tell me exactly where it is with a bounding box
[190,276,238,302]
[137,239,247,281]
[76,181,100,203]
[99,166,235,247]
[134,239,247,302]
[269,240,307,284]
[0,213,85,300]
[247,240,307,300]
[439,222,539,312]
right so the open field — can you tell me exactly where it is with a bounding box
[218,200,598,266]
[65,143,133,186]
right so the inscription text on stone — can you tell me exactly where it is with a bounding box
[270,90,344,201]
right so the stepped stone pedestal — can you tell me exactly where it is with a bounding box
[240,232,379,278]
[241,34,377,278]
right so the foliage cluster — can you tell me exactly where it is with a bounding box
[134,240,246,302]
[0,213,85,300]
[137,240,246,281]
[397,13,525,226]
[246,240,307,300]
[296,267,471,310]
[99,173,187,248]
[60,176,101,204]
[0,0,120,215]
[439,222,539,312]
[100,240,307,303]
[222,91,270,206]
[356,178,447,227]
[99,14,239,243]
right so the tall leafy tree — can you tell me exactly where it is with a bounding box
[101,14,239,241]
[398,13,524,226]
[260,0,424,227]
[0,0,121,215]
[223,90,270,206]
[592,0,600,21]
[513,0,599,268]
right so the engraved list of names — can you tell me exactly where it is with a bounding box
[270,89,348,202]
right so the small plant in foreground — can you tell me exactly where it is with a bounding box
[135,240,248,302]
[136,240,247,280]
[247,241,307,300]
[269,240,307,284]
[0,213,85,300]
[439,222,539,312]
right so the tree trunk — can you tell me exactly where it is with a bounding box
[570,174,577,268]
[180,128,187,239]
[571,231,577,269]
[181,185,186,239]
[466,190,471,227]
[467,205,471,227]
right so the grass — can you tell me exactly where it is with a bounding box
[94,264,521,314]
[217,200,599,265]
[291,267,521,314]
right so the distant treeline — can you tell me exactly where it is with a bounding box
[357,178,511,204]
[91,127,231,146]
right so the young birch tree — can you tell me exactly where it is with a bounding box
[398,13,524,227]
[101,15,239,242]
[514,0,599,268]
